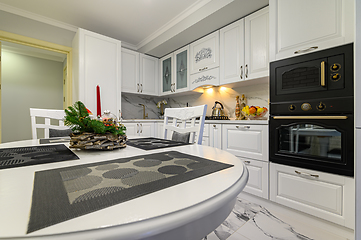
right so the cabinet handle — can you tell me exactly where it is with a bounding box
[245,64,248,78]
[213,125,216,128]
[137,83,140,92]
[244,125,250,129]
[295,170,319,178]
[320,61,326,87]
[137,123,139,133]
[198,67,208,72]
[244,160,251,164]
[294,46,318,54]
[140,84,143,93]
[140,123,143,133]
[240,66,243,79]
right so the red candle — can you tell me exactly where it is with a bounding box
[96,85,101,117]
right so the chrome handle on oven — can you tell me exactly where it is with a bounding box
[272,116,348,120]
[294,46,318,54]
[295,170,319,178]
[321,61,326,87]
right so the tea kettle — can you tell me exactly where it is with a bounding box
[212,101,225,116]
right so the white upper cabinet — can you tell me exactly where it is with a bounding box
[220,7,269,85]
[72,28,121,119]
[245,7,269,80]
[220,18,245,85]
[269,0,354,61]
[121,48,158,96]
[121,48,139,94]
[140,54,159,95]
[189,31,220,75]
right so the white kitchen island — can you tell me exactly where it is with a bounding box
[0,136,248,240]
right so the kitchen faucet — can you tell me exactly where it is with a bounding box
[138,104,148,119]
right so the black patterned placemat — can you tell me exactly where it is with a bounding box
[27,151,233,233]
[127,137,191,150]
[0,144,79,170]
[39,137,70,144]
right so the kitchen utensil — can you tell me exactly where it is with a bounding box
[212,101,225,117]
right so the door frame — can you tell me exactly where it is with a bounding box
[0,30,73,143]
[0,30,73,108]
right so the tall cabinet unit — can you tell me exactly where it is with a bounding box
[72,28,121,119]
[220,7,269,85]
[269,0,354,61]
[121,48,158,95]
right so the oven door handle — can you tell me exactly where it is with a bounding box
[272,116,348,120]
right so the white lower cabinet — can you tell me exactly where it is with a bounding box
[209,124,222,149]
[123,122,155,137]
[222,124,268,161]
[270,163,354,229]
[241,158,269,199]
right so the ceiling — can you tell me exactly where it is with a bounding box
[0,0,268,58]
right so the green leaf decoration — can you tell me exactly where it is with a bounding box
[64,101,126,135]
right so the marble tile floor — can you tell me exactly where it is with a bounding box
[203,196,349,240]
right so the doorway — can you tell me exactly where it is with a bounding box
[0,30,73,143]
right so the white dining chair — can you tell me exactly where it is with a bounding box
[163,105,207,144]
[30,108,72,139]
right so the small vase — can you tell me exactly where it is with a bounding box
[235,96,241,120]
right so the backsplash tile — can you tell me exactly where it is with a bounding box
[121,82,269,119]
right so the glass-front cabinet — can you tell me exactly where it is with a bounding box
[174,45,189,93]
[160,46,189,95]
[160,53,173,95]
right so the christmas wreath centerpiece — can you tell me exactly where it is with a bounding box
[64,101,127,150]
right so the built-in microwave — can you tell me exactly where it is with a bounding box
[270,43,353,103]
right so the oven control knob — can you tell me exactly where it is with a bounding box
[289,104,296,111]
[331,63,341,71]
[331,73,341,81]
[301,103,312,111]
[317,102,326,111]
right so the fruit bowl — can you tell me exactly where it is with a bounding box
[241,106,268,120]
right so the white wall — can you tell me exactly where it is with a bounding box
[1,51,63,142]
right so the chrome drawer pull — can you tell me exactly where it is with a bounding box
[244,126,250,129]
[244,161,251,164]
[294,46,318,54]
[295,170,319,178]
[240,66,243,79]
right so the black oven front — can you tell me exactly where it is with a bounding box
[269,99,354,176]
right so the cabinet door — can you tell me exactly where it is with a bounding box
[123,123,138,136]
[139,122,155,137]
[209,124,222,149]
[241,158,269,199]
[245,7,269,80]
[222,124,268,161]
[76,29,121,119]
[140,54,158,96]
[220,18,245,85]
[121,48,139,94]
[270,0,354,61]
[174,46,190,93]
[189,31,220,75]
[270,163,354,229]
[160,53,174,95]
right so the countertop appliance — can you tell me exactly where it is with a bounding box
[211,101,226,117]
[269,43,354,177]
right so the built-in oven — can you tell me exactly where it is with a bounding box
[269,43,354,177]
[269,99,354,176]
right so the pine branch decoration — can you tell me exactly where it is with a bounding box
[64,101,126,135]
